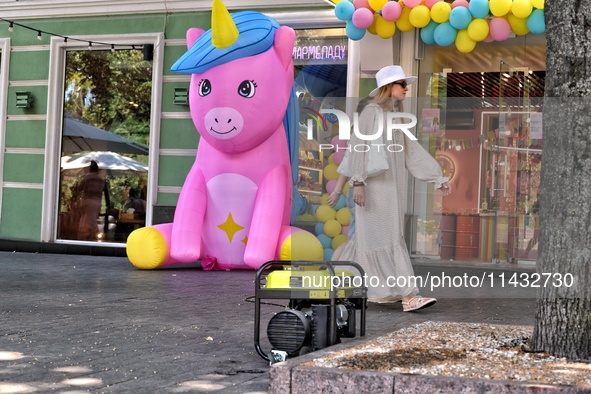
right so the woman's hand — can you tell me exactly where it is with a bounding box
[440,182,451,196]
[327,191,340,207]
[353,184,366,207]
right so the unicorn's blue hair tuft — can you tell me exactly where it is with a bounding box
[171,11,279,74]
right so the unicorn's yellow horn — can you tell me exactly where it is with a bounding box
[211,0,238,48]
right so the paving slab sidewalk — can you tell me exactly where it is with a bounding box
[0,252,536,393]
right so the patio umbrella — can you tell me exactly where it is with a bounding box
[61,151,148,177]
[62,117,149,155]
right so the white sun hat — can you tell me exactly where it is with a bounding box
[369,65,417,97]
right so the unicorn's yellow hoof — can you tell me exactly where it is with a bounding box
[126,227,168,269]
[279,231,324,262]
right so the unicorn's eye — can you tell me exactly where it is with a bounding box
[237,80,257,98]
[198,79,211,96]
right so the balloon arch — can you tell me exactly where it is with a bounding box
[333,0,545,53]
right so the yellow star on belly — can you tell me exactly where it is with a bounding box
[217,212,244,243]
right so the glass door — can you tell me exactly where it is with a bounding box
[485,62,542,263]
[57,48,151,244]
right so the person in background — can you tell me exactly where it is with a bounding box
[336,65,451,312]
[126,188,146,219]
[74,160,111,241]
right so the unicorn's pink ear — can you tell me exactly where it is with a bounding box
[273,26,295,70]
[186,28,206,49]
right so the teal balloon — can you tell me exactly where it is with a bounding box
[317,234,332,249]
[449,7,472,30]
[335,1,355,21]
[346,21,366,41]
[527,9,545,34]
[315,222,325,236]
[420,21,439,45]
[469,0,490,19]
[324,248,334,261]
[434,22,457,47]
[334,194,346,210]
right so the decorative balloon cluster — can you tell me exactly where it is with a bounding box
[333,0,545,53]
[313,136,352,260]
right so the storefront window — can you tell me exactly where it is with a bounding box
[414,43,545,263]
[57,48,151,243]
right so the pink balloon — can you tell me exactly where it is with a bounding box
[325,179,337,194]
[381,1,402,21]
[352,8,374,29]
[404,0,422,8]
[489,17,511,41]
[333,149,345,165]
[353,0,372,11]
[451,0,470,9]
[425,0,443,8]
[331,135,348,149]
[341,225,350,236]
[483,32,495,43]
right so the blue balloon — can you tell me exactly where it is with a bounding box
[346,21,366,41]
[334,194,346,210]
[317,234,332,249]
[469,0,490,19]
[335,1,355,21]
[527,9,545,34]
[434,22,457,47]
[449,6,472,30]
[315,222,325,236]
[324,248,334,261]
[420,21,439,45]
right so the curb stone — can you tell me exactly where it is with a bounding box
[269,333,587,394]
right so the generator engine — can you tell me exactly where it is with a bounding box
[254,260,367,363]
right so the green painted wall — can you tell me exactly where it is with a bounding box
[5,120,46,149]
[157,155,195,187]
[0,188,43,240]
[3,153,45,184]
[159,118,199,150]
[157,192,181,206]
[10,51,50,80]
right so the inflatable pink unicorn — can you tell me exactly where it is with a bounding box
[127,0,323,270]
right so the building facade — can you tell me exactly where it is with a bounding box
[0,0,545,264]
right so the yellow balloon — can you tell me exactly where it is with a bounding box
[369,0,388,12]
[342,182,350,195]
[320,193,331,206]
[316,205,336,223]
[324,219,342,238]
[489,0,512,16]
[336,207,351,226]
[279,231,324,261]
[507,13,530,35]
[323,163,340,181]
[511,0,533,19]
[430,2,452,24]
[467,18,489,42]
[409,5,431,28]
[531,0,544,9]
[455,29,476,53]
[376,15,397,38]
[328,153,335,165]
[332,234,348,250]
[396,7,414,32]
[367,14,379,35]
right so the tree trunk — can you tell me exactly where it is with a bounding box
[531,0,591,360]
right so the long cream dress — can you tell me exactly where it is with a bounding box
[339,103,446,301]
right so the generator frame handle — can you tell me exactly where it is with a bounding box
[254,260,367,361]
